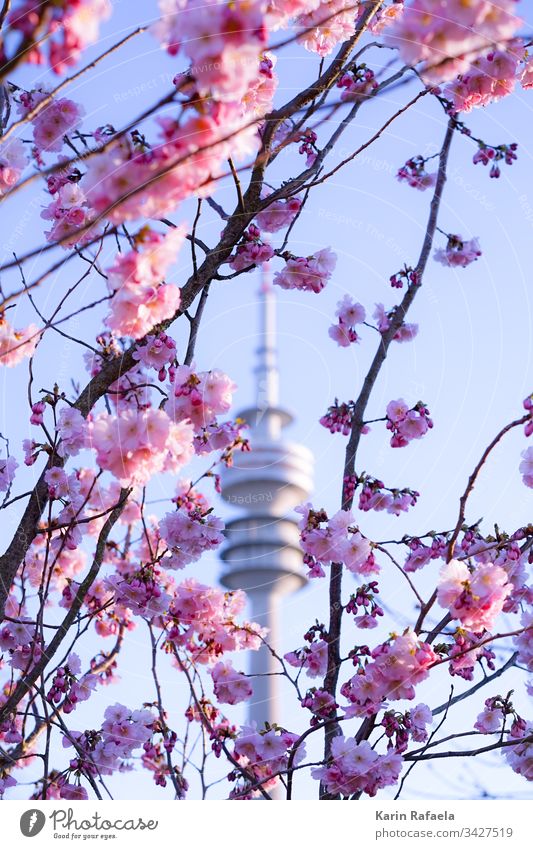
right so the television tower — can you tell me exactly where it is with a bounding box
[219,268,313,731]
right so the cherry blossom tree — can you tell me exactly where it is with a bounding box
[0,0,531,801]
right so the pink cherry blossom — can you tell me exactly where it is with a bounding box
[342,630,438,716]
[329,296,366,347]
[274,248,337,293]
[285,639,328,679]
[105,227,185,339]
[296,1,359,57]
[211,662,253,705]
[519,446,533,488]
[228,225,274,272]
[386,399,432,447]
[311,735,403,797]
[434,234,482,268]
[337,66,377,101]
[166,366,236,431]
[410,703,433,742]
[474,707,503,734]
[152,0,268,102]
[397,155,437,190]
[162,578,266,664]
[159,507,225,569]
[0,317,39,367]
[520,57,533,89]
[504,722,533,780]
[0,138,28,195]
[437,559,512,632]
[41,181,100,248]
[87,409,194,486]
[445,46,523,113]
[56,407,86,459]
[9,0,112,73]
[0,456,17,493]
[384,0,522,82]
[255,194,302,233]
[32,98,85,153]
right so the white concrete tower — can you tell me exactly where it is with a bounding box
[219,267,313,731]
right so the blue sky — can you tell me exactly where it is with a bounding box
[1,1,532,800]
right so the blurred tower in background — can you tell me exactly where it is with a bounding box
[219,267,313,730]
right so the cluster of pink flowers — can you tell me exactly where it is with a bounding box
[0,613,42,673]
[232,723,305,797]
[346,581,383,630]
[474,693,525,737]
[166,365,236,431]
[341,630,438,717]
[132,333,177,381]
[521,55,533,89]
[142,732,185,793]
[193,419,249,459]
[513,611,533,671]
[87,408,195,486]
[105,564,172,619]
[285,637,328,679]
[210,662,253,705]
[55,406,86,458]
[437,559,512,632]
[445,628,496,681]
[320,398,354,435]
[22,529,86,595]
[0,138,28,195]
[364,0,404,34]
[385,0,522,82]
[273,248,337,293]
[158,507,225,570]
[241,52,278,118]
[47,653,97,714]
[382,703,433,751]
[0,315,38,367]
[403,535,447,572]
[228,225,274,272]
[389,265,420,289]
[358,476,420,516]
[18,91,85,154]
[297,503,376,578]
[152,0,268,102]
[0,455,17,493]
[255,194,302,233]
[519,447,533,488]
[397,155,437,191]
[373,303,419,342]
[311,735,403,797]
[8,0,112,74]
[472,142,518,179]
[301,687,338,725]
[386,398,432,447]
[434,233,482,268]
[161,578,266,665]
[82,99,257,225]
[445,46,523,113]
[105,227,185,339]
[408,702,433,742]
[62,703,155,789]
[297,126,318,167]
[337,65,377,101]
[296,0,359,58]
[504,723,533,780]
[329,295,366,347]
[41,181,99,248]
